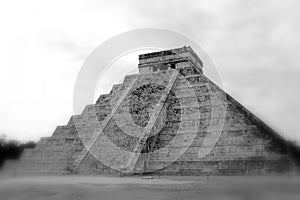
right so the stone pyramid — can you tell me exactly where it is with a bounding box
[16,46,300,175]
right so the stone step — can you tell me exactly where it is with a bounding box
[96,93,111,104]
[173,82,208,90]
[124,74,140,84]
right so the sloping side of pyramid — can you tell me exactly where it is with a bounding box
[12,73,140,174]
[15,117,82,173]
[144,71,300,175]
[12,46,300,175]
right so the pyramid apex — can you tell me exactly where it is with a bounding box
[138,46,203,74]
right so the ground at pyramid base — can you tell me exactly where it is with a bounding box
[6,46,300,176]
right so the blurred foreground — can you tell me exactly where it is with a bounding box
[0,174,300,200]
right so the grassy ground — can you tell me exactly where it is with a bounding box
[0,174,300,200]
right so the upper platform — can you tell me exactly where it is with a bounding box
[138,46,203,74]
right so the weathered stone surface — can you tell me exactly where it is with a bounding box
[13,46,300,175]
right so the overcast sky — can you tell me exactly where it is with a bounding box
[0,0,300,143]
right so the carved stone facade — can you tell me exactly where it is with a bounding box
[16,47,300,175]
